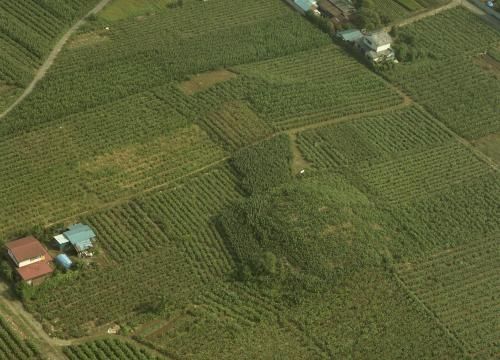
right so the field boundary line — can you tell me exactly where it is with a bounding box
[45,156,230,228]
[392,272,470,356]
[0,0,112,120]
[284,101,412,135]
[410,103,500,172]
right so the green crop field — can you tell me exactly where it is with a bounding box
[0,316,40,360]
[0,0,498,359]
[0,0,100,111]
[386,8,500,140]
[63,339,162,360]
[398,235,500,357]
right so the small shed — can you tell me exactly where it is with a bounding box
[54,234,70,251]
[337,29,363,42]
[63,224,96,254]
[55,254,73,270]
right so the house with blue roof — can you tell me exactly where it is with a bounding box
[60,224,96,255]
[336,29,363,42]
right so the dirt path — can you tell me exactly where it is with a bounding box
[0,281,170,358]
[0,281,68,359]
[0,0,111,120]
[384,0,483,31]
[285,100,412,135]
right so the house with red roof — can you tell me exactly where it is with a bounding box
[5,236,53,285]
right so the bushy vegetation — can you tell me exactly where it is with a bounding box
[230,134,292,194]
[219,175,387,288]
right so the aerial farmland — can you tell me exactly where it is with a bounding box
[0,0,498,359]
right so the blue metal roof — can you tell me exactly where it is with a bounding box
[55,254,73,269]
[295,0,316,11]
[337,29,363,42]
[64,224,95,247]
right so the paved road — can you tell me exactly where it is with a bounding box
[0,0,112,120]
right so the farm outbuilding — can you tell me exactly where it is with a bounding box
[54,234,70,251]
[62,223,96,255]
[336,29,363,42]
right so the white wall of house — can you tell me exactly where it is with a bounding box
[8,249,45,267]
[363,38,391,53]
[375,43,391,53]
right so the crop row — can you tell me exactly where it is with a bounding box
[297,106,452,168]
[397,235,500,355]
[389,173,500,258]
[64,338,160,360]
[0,317,39,360]
[386,8,500,139]
[6,4,329,131]
[358,141,492,204]
[0,97,223,238]
[0,0,99,88]
[199,101,272,150]
[26,166,242,336]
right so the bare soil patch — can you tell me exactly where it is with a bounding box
[178,69,237,95]
[474,54,500,79]
[0,82,17,96]
[68,32,109,49]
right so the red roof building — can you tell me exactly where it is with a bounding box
[6,236,51,267]
[16,261,54,283]
[5,236,53,285]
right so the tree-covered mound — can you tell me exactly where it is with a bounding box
[220,174,395,299]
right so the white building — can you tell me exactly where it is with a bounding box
[359,32,395,62]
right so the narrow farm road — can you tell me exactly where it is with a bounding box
[0,0,112,120]
[0,281,169,358]
[384,0,475,31]
[0,281,68,359]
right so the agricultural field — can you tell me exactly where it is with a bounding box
[0,0,498,359]
[63,339,162,360]
[0,316,40,360]
[385,8,500,139]
[0,0,100,112]
[398,235,500,357]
